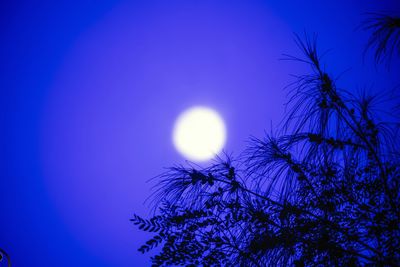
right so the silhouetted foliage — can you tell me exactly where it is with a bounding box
[133,14,400,266]
[0,248,11,267]
[364,13,400,65]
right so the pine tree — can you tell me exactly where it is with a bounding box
[132,14,400,267]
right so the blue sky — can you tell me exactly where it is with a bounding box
[1,1,399,266]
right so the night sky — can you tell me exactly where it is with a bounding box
[1,1,399,266]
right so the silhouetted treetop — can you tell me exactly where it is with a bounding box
[132,14,400,267]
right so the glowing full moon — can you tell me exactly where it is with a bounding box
[173,106,227,161]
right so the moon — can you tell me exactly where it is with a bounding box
[173,106,227,161]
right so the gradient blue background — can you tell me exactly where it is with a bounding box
[1,1,399,266]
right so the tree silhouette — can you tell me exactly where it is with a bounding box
[132,14,400,266]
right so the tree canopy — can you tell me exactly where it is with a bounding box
[132,14,400,267]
